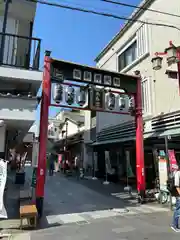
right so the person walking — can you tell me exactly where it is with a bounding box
[169,167,180,232]
[49,153,55,176]
[74,155,80,179]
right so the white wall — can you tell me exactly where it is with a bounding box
[96,0,180,132]
[0,97,36,122]
[62,120,79,138]
[48,122,60,140]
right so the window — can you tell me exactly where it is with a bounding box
[141,77,151,115]
[118,41,137,71]
[117,23,149,72]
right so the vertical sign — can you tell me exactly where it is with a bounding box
[125,151,134,178]
[89,87,104,111]
[0,160,7,219]
[31,167,37,188]
[32,141,39,167]
[158,155,168,191]
[168,149,178,172]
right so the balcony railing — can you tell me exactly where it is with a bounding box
[0,32,41,70]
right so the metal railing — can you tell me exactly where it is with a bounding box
[0,32,41,70]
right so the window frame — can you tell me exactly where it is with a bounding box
[117,37,137,72]
[141,77,152,117]
[116,23,149,73]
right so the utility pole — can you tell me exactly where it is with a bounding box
[0,0,11,64]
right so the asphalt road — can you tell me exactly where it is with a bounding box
[19,211,177,240]
[13,172,177,239]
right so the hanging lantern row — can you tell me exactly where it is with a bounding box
[53,84,87,106]
[106,92,135,111]
[52,84,135,112]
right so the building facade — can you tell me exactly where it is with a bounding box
[47,110,85,162]
[0,0,42,158]
[89,0,180,182]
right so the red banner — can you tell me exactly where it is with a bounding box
[168,150,178,172]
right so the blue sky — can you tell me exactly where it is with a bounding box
[33,0,141,120]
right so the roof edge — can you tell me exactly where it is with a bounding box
[94,0,154,63]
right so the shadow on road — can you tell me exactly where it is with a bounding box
[35,173,141,230]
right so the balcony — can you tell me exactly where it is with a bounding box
[0,32,41,70]
[0,93,37,125]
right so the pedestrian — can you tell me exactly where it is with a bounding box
[168,167,180,232]
[74,155,80,179]
[49,153,55,176]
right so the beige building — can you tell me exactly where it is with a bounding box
[87,0,180,181]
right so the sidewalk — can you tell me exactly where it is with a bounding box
[0,167,33,238]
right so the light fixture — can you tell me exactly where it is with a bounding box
[128,96,135,111]
[165,45,177,64]
[118,95,126,110]
[65,86,75,105]
[106,92,116,110]
[151,56,163,70]
[77,86,87,106]
[53,84,63,103]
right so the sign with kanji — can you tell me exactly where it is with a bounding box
[89,87,105,111]
[31,167,37,188]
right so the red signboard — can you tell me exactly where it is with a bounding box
[168,150,178,172]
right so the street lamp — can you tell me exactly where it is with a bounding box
[151,56,163,70]
[151,41,180,95]
[165,45,177,64]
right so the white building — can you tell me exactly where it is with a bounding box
[86,0,180,180]
[47,110,86,163]
[0,0,42,158]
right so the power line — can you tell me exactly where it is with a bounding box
[26,0,180,32]
[102,0,180,19]
[54,0,123,14]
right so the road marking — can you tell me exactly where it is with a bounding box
[88,210,117,219]
[46,205,169,225]
[111,192,136,200]
[127,206,152,214]
[139,205,169,212]
[112,226,136,233]
[13,233,31,240]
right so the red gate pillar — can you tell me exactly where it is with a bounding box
[36,51,51,217]
[135,75,146,201]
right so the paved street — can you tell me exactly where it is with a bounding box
[28,212,178,240]
[42,173,169,225]
[11,172,177,239]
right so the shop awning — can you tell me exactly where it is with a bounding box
[92,127,180,146]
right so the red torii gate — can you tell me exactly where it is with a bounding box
[35,51,145,217]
